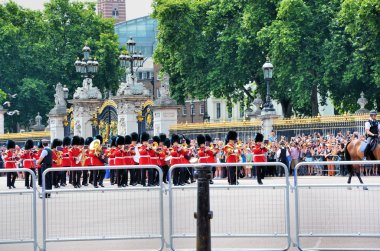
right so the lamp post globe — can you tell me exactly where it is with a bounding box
[262,57,275,112]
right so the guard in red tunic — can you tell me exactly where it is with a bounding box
[114,136,125,187]
[108,136,117,185]
[159,133,169,184]
[90,135,106,188]
[170,134,185,186]
[3,140,18,189]
[252,133,268,185]
[51,138,63,188]
[129,132,140,186]
[61,137,71,187]
[149,136,161,186]
[122,135,135,186]
[20,139,36,189]
[205,134,217,184]
[139,132,153,187]
[69,136,83,188]
[224,131,241,185]
[81,137,93,186]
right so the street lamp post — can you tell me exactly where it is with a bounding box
[119,37,144,80]
[203,99,210,122]
[262,57,275,112]
[74,45,99,79]
[190,101,195,123]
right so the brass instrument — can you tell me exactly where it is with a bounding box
[55,150,63,166]
[152,141,159,149]
[89,139,102,157]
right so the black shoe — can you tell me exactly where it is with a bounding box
[12,185,16,188]
[77,185,81,188]
[83,183,88,186]
[99,184,104,187]
[258,182,263,185]
[8,186,12,189]
[94,185,99,188]
[27,186,30,189]
[122,184,127,187]
[74,185,78,188]
[191,180,195,183]
[118,185,122,188]
[54,185,59,189]
[111,182,115,185]
[209,180,214,184]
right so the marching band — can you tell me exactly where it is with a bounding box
[1,130,270,190]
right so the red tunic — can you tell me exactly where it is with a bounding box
[69,147,82,167]
[123,146,135,165]
[83,149,91,167]
[52,150,63,168]
[139,145,153,165]
[36,149,43,169]
[20,151,36,169]
[89,149,104,166]
[114,147,125,166]
[3,150,17,168]
[170,146,185,166]
[61,147,71,167]
[224,143,241,163]
[198,147,214,164]
[252,144,268,162]
[108,147,116,166]
[158,146,167,167]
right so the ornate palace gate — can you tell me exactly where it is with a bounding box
[138,100,154,135]
[92,100,118,144]
[63,107,74,137]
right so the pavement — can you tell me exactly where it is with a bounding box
[0,173,380,251]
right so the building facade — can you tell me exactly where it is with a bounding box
[97,0,126,24]
[114,16,157,57]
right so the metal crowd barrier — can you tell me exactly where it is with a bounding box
[41,165,164,251]
[0,168,38,251]
[168,162,291,251]
[294,160,380,251]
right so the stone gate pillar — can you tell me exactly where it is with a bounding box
[259,112,279,140]
[114,96,148,135]
[152,73,179,136]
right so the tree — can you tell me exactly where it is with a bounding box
[0,0,121,131]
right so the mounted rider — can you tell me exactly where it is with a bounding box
[364,110,380,159]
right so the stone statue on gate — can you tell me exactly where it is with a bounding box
[73,78,102,100]
[54,83,67,107]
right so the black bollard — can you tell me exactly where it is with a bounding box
[194,166,213,251]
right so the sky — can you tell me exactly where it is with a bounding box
[0,0,153,20]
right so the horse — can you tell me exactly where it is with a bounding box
[344,138,378,190]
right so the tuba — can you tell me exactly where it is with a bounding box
[55,150,63,166]
[89,139,102,157]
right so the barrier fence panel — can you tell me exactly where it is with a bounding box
[294,161,380,251]
[168,162,291,251]
[0,168,37,251]
[41,165,164,251]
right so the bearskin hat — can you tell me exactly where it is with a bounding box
[37,140,43,149]
[110,136,117,147]
[85,137,93,146]
[255,133,264,143]
[164,138,171,148]
[205,134,212,143]
[116,136,125,146]
[80,137,85,146]
[63,137,71,147]
[226,131,238,142]
[51,138,62,149]
[197,134,206,146]
[171,134,180,145]
[185,137,190,145]
[159,133,167,143]
[131,132,139,142]
[153,136,160,144]
[6,140,16,150]
[24,139,34,150]
[95,135,103,145]
[140,132,150,142]
[124,135,132,144]
[71,135,81,146]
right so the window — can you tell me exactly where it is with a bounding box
[216,103,221,119]
[146,71,151,79]
[200,103,205,115]
[240,103,245,118]
[182,105,187,116]
[112,8,119,18]
[138,72,143,80]
[228,106,232,118]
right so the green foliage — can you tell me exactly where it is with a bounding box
[154,0,380,116]
[0,0,120,131]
